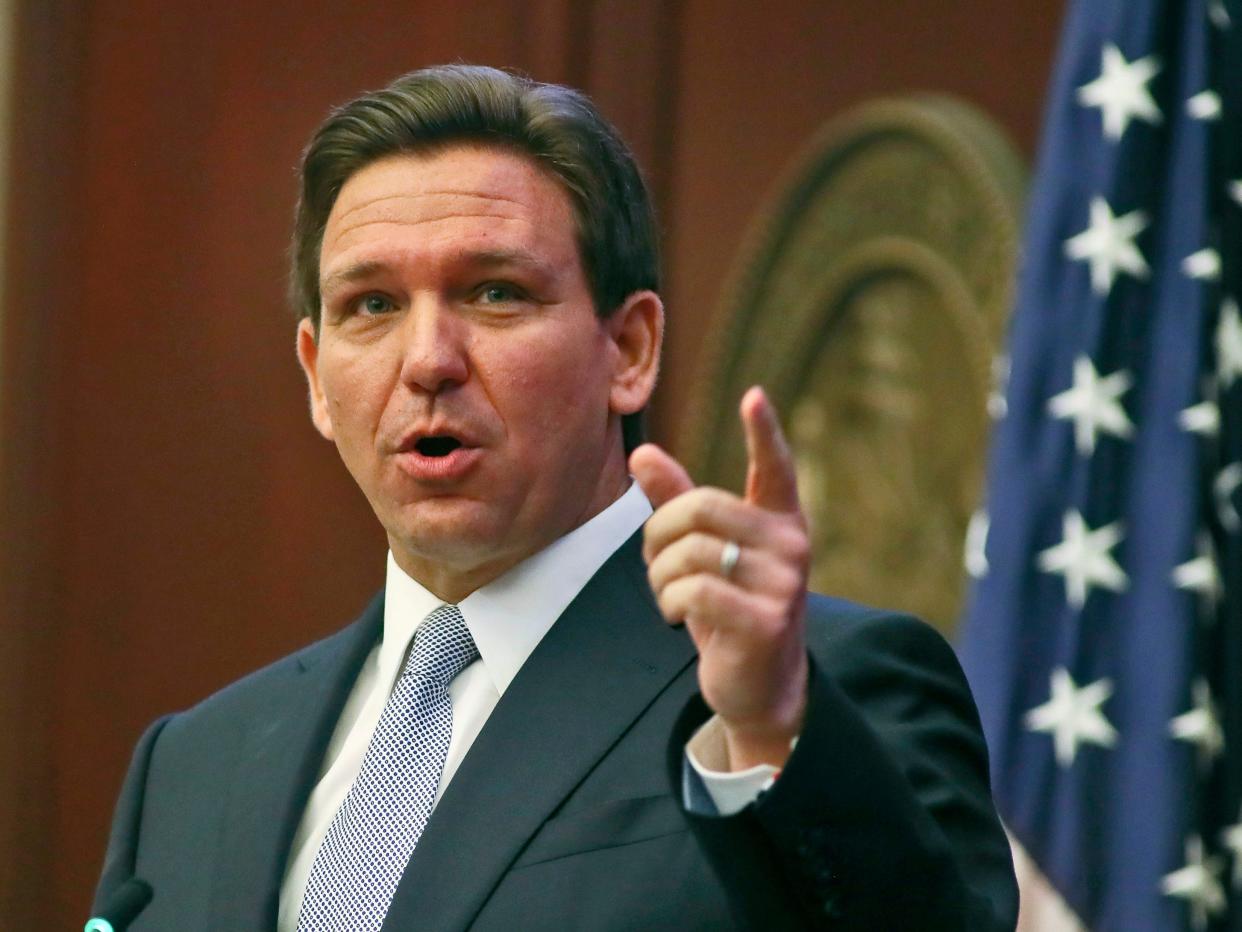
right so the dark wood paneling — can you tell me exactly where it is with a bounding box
[580,0,684,217]
[0,1,1063,925]
[0,2,88,925]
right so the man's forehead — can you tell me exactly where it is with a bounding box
[328,184,531,230]
[321,147,578,259]
[330,148,566,222]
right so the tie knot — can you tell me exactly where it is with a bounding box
[403,604,478,689]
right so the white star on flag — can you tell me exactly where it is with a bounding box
[1172,532,1223,614]
[1216,298,1242,388]
[1162,836,1226,931]
[1215,463,1242,533]
[1179,398,1220,437]
[1169,679,1225,768]
[1210,0,1231,29]
[1182,248,1221,281]
[988,355,1011,421]
[1048,355,1134,455]
[1038,510,1128,608]
[965,510,989,579]
[1187,90,1223,121]
[1076,44,1162,140]
[1025,668,1118,766]
[1221,807,1242,889]
[1065,197,1150,296]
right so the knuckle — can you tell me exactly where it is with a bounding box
[656,586,681,619]
[688,492,716,526]
[770,565,801,599]
[781,525,811,566]
[689,488,735,527]
[670,546,690,584]
[682,531,706,559]
[641,527,658,562]
[691,574,715,603]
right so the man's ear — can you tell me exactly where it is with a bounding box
[606,290,664,416]
[296,317,335,440]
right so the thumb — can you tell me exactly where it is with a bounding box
[629,443,695,508]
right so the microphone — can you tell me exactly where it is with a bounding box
[84,878,153,932]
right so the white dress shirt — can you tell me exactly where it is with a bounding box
[278,482,777,930]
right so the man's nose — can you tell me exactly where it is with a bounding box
[397,299,469,393]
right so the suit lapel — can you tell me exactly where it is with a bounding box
[382,534,696,931]
[207,594,384,930]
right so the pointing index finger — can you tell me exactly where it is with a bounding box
[741,386,799,513]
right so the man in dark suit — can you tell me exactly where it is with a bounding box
[93,64,1017,930]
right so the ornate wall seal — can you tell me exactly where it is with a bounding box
[684,96,1025,635]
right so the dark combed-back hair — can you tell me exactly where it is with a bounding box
[290,63,661,331]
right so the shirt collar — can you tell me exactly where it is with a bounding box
[381,481,652,696]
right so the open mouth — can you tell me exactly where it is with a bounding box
[414,436,463,457]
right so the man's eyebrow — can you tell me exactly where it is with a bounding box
[464,249,556,277]
[320,251,557,295]
[320,260,387,297]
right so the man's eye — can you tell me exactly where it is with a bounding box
[358,294,394,314]
[478,283,522,304]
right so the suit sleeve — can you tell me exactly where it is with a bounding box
[92,715,173,913]
[668,610,1018,931]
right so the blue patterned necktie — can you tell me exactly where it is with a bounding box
[297,603,478,932]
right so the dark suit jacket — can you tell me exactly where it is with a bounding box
[94,534,1017,930]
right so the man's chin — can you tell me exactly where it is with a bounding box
[384,503,520,575]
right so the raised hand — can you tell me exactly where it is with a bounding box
[630,386,810,771]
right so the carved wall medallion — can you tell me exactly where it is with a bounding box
[683,96,1025,636]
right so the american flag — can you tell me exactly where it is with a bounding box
[958,1,1242,929]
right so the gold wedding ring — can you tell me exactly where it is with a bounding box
[719,540,741,580]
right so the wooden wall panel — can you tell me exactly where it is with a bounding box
[578,0,684,213]
[0,2,88,924]
[0,0,1062,925]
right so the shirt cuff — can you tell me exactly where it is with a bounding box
[682,715,781,816]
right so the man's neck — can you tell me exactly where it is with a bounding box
[391,474,633,603]
[395,552,527,605]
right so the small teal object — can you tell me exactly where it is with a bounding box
[86,876,152,931]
